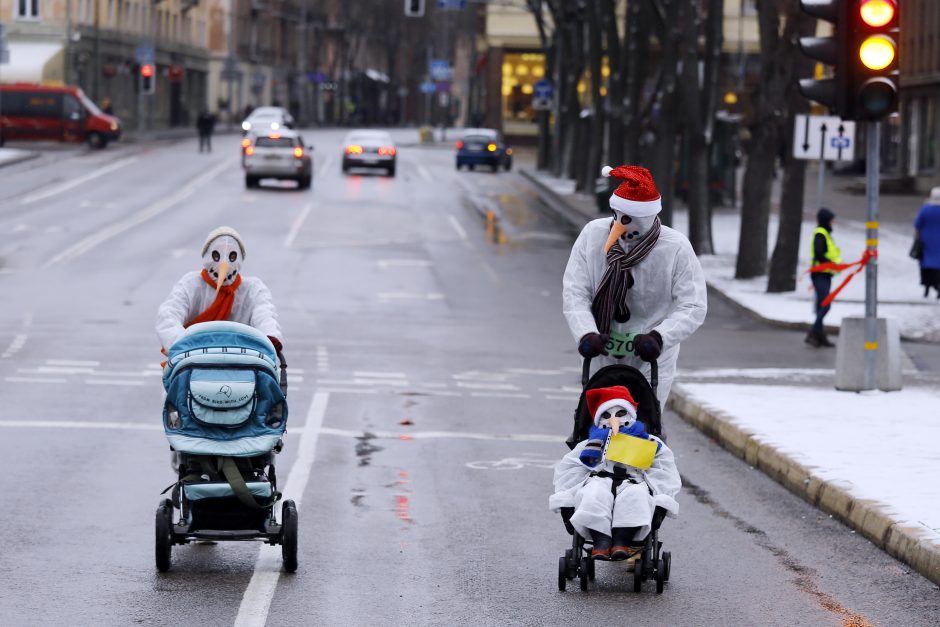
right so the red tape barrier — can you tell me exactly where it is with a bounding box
[807,249,877,308]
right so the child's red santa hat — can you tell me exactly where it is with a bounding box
[586,385,638,426]
[601,165,661,217]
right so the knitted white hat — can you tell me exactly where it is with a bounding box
[202,226,246,259]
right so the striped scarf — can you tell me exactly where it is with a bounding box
[591,217,662,334]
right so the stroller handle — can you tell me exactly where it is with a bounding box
[581,356,659,398]
[278,351,288,396]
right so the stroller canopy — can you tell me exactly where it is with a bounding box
[163,321,279,388]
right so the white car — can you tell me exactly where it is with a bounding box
[243,128,313,190]
[341,130,397,176]
[241,107,294,136]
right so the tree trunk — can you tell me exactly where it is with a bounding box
[736,123,776,277]
[622,0,649,165]
[602,0,624,167]
[649,0,681,227]
[578,1,604,192]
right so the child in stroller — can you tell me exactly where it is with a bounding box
[154,321,297,573]
[551,360,680,593]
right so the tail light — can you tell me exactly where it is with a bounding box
[245,146,254,156]
[378,146,396,156]
[241,138,251,148]
[506,148,513,155]
[487,143,497,152]
[293,146,304,158]
[456,141,464,149]
[346,144,363,154]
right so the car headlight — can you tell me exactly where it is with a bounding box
[166,404,181,429]
[110,122,118,131]
[242,121,251,131]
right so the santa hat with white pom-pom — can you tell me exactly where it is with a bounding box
[601,165,662,217]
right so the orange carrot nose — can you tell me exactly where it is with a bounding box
[610,417,621,433]
[604,222,627,254]
[215,261,229,293]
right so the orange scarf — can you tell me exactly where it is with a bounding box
[186,269,243,327]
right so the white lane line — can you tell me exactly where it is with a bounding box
[319,426,559,443]
[20,158,139,205]
[0,419,159,430]
[545,395,580,402]
[448,215,468,241]
[456,381,520,391]
[1,334,28,359]
[417,164,433,183]
[284,201,314,249]
[377,292,444,301]
[377,259,432,269]
[85,379,146,386]
[46,359,100,367]
[508,368,565,376]
[316,378,408,387]
[234,391,330,627]
[19,366,94,375]
[315,387,378,395]
[538,386,583,394]
[45,159,231,267]
[470,392,532,399]
[5,377,66,384]
[352,371,406,379]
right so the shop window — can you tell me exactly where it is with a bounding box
[16,0,40,19]
[919,96,938,173]
[500,52,545,124]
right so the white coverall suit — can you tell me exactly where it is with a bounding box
[562,219,708,408]
[155,270,282,350]
[549,438,681,541]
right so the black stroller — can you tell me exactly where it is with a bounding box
[557,357,672,593]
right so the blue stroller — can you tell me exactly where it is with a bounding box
[155,321,297,573]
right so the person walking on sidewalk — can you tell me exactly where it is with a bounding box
[914,187,940,298]
[196,110,216,153]
[563,165,707,412]
[807,208,840,347]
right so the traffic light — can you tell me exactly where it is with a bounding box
[404,0,424,18]
[139,63,156,95]
[798,0,899,120]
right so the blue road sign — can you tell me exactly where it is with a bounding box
[135,46,154,64]
[429,59,452,81]
[534,79,554,99]
[420,81,437,94]
[436,0,466,9]
[831,136,851,149]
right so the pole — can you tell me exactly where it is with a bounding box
[864,121,880,390]
[817,159,826,208]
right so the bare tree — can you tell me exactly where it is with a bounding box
[647,0,681,227]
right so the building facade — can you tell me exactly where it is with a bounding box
[897,0,940,188]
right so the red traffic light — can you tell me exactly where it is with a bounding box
[859,0,895,28]
[140,64,155,78]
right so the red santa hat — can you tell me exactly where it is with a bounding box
[586,385,638,426]
[601,165,662,217]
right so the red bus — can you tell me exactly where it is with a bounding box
[0,84,122,149]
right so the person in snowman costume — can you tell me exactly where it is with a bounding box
[156,226,283,353]
[550,385,681,560]
[563,165,707,411]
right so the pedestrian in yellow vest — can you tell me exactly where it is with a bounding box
[806,208,840,347]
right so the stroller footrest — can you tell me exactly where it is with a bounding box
[184,481,273,501]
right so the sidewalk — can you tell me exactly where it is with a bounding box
[519,166,940,586]
[0,147,40,169]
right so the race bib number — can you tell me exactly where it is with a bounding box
[606,330,637,358]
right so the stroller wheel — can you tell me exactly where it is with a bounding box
[557,556,567,592]
[281,500,298,573]
[633,559,643,593]
[655,559,665,593]
[662,550,672,582]
[587,555,595,581]
[579,558,591,591]
[155,501,173,572]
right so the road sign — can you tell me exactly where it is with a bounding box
[437,0,466,9]
[533,79,553,111]
[135,45,154,65]
[435,81,451,93]
[429,59,452,82]
[793,114,856,162]
[420,80,437,94]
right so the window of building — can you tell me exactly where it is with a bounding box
[919,96,938,173]
[16,0,40,20]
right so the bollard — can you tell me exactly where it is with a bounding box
[834,316,902,391]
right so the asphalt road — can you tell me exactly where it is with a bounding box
[0,130,937,626]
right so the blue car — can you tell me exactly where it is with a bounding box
[456,128,513,172]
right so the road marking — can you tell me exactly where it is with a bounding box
[315,387,378,394]
[284,202,314,248]
[47,359,100,367]
[417,164,433,183]
[20,366,95,375]
[319,426,559,443]
[456,381,520,391]
[45,159,231,267]
[545,395,580,402]
[20,157,139,205]
[448,215,468,241]
[377,259,432,269]
[507,368,566,376]
[85,379,146,386]
[234,391,330,627]
[538,386,582,394]
[378,292,444,301]
[352,371,406,379]
[316,378,408,387]
[470,391,532,399]
[0,419,159,430]
[1,313,32,359]
[5,377,66,384]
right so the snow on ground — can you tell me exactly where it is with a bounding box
[672,209,940,341]
[680,382,940,545]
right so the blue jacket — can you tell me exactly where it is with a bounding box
[915,203,940,270]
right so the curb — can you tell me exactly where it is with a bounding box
[667,384,940,586]
[0,151,41,169]
[519,167,595,232]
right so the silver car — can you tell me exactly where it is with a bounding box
[341,130,397,176]
[241,106,294,136]
[243,129,313,190]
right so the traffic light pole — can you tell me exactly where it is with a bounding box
[864,121,880,389]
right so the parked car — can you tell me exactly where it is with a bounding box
[243,129,313,190]
[0,83,121,148]
[341,130,397,176]
[456,128,512,172]
[241,107,294,136]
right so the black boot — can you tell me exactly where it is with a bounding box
[610,527,641,561]
[590,530,612,560]
[816,330,835,347]
[805,331,821,347]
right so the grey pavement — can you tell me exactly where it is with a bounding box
[0,131,937,626]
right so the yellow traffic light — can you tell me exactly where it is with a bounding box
[859,35,895,71]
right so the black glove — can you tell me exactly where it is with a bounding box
[578,333,609,358]
[633,331,662,362]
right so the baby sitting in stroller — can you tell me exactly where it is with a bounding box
[551,385,680,561]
